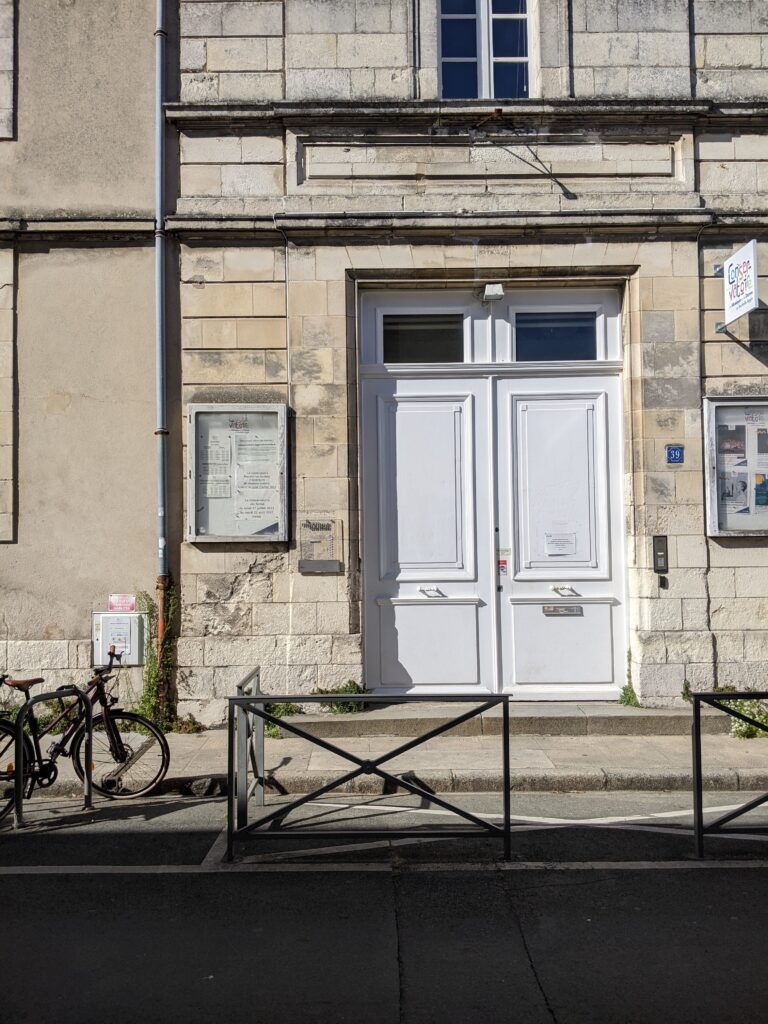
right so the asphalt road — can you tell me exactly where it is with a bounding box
[2,792,768,1024]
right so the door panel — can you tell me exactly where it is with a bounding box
[512,392,610,577]
[377,395,475,580]
[496,375,625,696]
[362,378,495,694]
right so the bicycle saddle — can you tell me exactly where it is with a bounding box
[4,677,44,691]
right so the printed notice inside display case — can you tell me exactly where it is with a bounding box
[187,404,288,543]
[705,399,768,536]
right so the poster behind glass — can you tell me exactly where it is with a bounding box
[714,403,768,533]
[190,405,287,542]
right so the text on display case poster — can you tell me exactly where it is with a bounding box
[712,402,768,534]
[189,405,288,542]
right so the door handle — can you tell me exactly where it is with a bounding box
[418,587,445,598]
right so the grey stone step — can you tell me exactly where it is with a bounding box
[273,702,728,739]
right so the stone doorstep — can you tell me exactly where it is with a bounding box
[272,702,728,739]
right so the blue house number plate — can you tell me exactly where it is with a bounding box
[666,445,685,464]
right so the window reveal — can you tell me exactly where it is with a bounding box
[439,0,529,100]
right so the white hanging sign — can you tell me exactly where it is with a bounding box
[723,240,759,326]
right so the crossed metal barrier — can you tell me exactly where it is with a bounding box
[692,690,768,856]
[227,684,512,862]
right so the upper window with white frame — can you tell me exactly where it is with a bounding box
[439,0,529,100]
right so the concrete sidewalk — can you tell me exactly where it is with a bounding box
[41,721,768,796]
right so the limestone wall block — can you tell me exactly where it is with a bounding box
[677,536,708,567]
[694,1,753,35]
[218,72,284,101]
[204,636,279,666]
[286,33,338,69]
[241,135,284,163]
[286,69,352,100]
[286,0,356,34]
[201,319,237,348]
[682,598,709,630]
[273,573,339,603]
[292,383,347,417]
[235,319,286,349]
[663,631,714,664]
[258,664,319,693]
[265,350,288,382]
[744,630,768,660]
[710,598,768,630]
[636,597,683,631]
[303,477,349,512]
[630,629,667,664]
[701,34,763,67]
[619,0,689,31]
[223,247,280,282]
[295,443,338,478]
[633,662,686,697]
[182,282,254,318]
[221,164,284,197]
[177,697,229,728]
[285,635,333,665]
[181,165,222,197]
[734,567,768,597]
[181,38,207,72]
[6,640,70,672]
[317,664,363,688]
[180,2,223,37]
[207,37,268,71]
[574,32,639,67]
[316,603,351,635]
[628,66,690,98]
[181,134,242,164]
[183,350,266,385]
[221,2,283,36]
[716,662,768,689]
[709,542,768,568]
[699,161,758,194]
[183,601,253,637]
[714,631,745,661]
[176,638,206,667]
[181,248,225,283]
[181,73,220,102]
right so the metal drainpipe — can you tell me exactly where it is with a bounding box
[154,0,170,690]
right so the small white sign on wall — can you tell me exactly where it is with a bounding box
[723,240,759,327]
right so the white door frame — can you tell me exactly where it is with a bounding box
[358,288,627,699]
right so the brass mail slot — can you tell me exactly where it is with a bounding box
[542,605,584,617]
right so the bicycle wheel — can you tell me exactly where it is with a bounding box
[0,718,33,822]
[71,711,170,799]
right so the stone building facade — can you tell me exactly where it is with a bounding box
[2,1,768,723]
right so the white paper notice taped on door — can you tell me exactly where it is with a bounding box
[544,532,577,556]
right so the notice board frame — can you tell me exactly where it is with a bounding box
[187,403,289,544]
[704,397,768,537]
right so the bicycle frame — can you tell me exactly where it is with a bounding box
[22,675,128,773]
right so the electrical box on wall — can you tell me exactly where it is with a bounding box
[92,613,147,667]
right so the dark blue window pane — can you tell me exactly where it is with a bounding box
[492,18,528,57]
[492,0,526,12]
[441,0,476,13]
[441,61,479,98]
[493,61,528,97]
[515,312,597,362]
[441,19,477,57]
[383,315,464,363]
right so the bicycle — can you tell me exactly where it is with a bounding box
[0,646,170,822]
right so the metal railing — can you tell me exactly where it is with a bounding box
[227,688,512,862]
[692,690,768,856]
[13,685,93,829]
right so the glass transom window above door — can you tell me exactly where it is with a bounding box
[440,0,531,100]
[360,289,622,366]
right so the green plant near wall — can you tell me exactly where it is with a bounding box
[728,694,768,739]
[134,589,178,731]
[313,680,365,714]
[264,702,301,738]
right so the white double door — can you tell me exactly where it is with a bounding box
[361,371,625,698]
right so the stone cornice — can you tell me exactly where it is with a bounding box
[166,209,768,244]
[166,99,768,132]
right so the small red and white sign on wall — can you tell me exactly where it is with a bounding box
[108,593,136,613]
